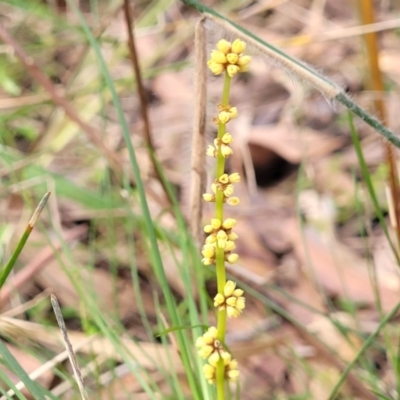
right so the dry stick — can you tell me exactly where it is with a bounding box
[189,18,207,246]
[358,0,400,251]
[0,24,122,175]
[51,294,89,400]
[122,0,173,207]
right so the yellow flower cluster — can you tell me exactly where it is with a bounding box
[214,280,246,318]
[207,39,251,77]
[196,327,239,384]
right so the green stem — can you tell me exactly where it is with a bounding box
[215,72,232,400]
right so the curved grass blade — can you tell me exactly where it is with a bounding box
[0,192,50,290]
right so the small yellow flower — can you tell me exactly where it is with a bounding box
[216,39,231,54]
[222,218,237,230]
[221,144,233,158]
[228,107,238,119]
[226,53,239,64]
[228,172,240,183]
[206,145,217,157]
[223,184,234,197]
[227,197,240,206]
[214,280,245,317]
[221,133,233,144]
[228,232,239,241]
[226,253,239,263]
[201,244,215,259]
[218,111,230,124]
[231,39,246,54]
[218,174,229,184]
[207,60,224,75]
[210,50,227,64]
[227,64,240,77]
[203,193,215,202]
[237,55,251,66]
[224,240,236,252]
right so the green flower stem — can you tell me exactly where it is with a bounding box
[215,72,232,400]
[216,357,225,400]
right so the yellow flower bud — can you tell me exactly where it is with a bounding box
[211,183,217,193]
[218,174,229,184]
[214,293,225,307]
[227,253,239,263]
[218,111,230,124]
[227,64,240,77]
[217,239,227,249]
[228,232,239,241]
[221,144,233,157]
[224,280,236,297]
[227,197,240,206]
[228,107,238,119]
[208,351,220,367]
[223,184,234,197]
[231,39,246,54]
[206,145,216,157]
[233,288,244,297]
[203,363,215,380]
[216,39,231,54]
[211,218,222,229]
[202,244,215,258]
[236,297,245,310]
[202,257,213,265]
[205,235,216,244]
[228,172,240,183]
[237,55,251,66]
[227,369,240,381]
[226,53,239,64]
[222,218,237,229]
[217,230,228,241]
[226,297,237,307]
[224,240,236,252]
[204,224,213,233]
[210,50,227,64]
[203,193,215,202]
[221,133,233,144]
[207,60,224,75]
[221,351,232,365]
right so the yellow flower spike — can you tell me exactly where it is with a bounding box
[227,64,240,77]
[218,111,230,124]
[227,197,240,206]
[222,218,237,230]
[203,193,215,202]
[221,145,233,157]
[207,60,224,75]
[224,280,236,296]
[216,39,231,54]
[226,53,239,64]
[210,50,227,64]
[211,218,222,230]
[228,172,240,183]
[231,39,246,54]
[221,133,233,144]
[218,174,229,184]
[226,253,239,263]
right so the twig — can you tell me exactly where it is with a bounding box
[51,294,89,400]
[122,0,173,207]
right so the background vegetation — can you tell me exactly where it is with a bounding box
[1,0,400,399]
